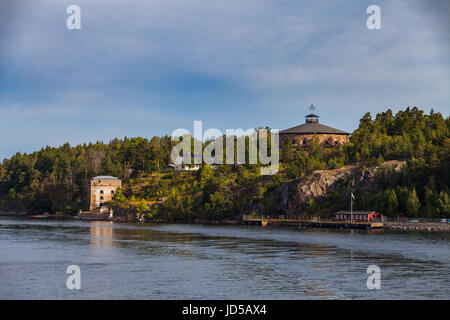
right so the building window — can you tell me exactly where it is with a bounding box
[111,190,115,195]
[325,140,329,145]
[302,139,307,145]
[335,141,339,145]
[100,190,104,194]
[292,139,296,145]
[100,196,104,200]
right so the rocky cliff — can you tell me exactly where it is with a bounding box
[249,160,405,216]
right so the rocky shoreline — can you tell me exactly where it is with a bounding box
[0,211,75,220]
[385,222,450,232]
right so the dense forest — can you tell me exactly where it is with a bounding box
[0,107,449,219]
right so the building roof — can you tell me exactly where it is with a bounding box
[334,211,377,215]
[280,122,350,135]
[91,176,120,180]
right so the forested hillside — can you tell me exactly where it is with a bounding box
[0,107,449,218]
[0,136,173,213]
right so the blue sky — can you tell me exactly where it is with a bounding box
[0,0,449,160]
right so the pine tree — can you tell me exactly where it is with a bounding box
[197,164,213,188]
[406,188,421,217]
[383,189,398,216]
[438,191,450,217]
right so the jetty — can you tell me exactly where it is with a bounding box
[242,215,384,229]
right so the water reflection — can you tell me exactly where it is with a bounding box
[90,221,114,248]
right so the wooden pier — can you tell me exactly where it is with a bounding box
[242,215,383,229]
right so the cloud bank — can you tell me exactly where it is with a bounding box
[0,0,449,159]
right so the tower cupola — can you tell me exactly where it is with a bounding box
[305,104,319,123]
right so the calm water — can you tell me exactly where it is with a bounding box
[0,217,449,299]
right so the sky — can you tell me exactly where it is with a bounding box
[0,0,449,160]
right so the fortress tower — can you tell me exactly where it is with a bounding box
[279,105,350,150]
[88,176,122,211]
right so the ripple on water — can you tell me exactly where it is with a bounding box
[0,217,449,299]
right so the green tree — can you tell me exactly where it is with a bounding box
[7,188,17,200]
[236,166,250,185]
[423,175,438,217]
[113,189,127,203]
[197,164,214,188]
[383,189,398,216]
[376,154,384,166]
[204,186,233,220]
[406,188,421,217]
[137,199,150,214]
[438,191,450,217]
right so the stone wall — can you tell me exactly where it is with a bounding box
[280,133,349,149]
[385,222,450,232]
[78,212,111,220]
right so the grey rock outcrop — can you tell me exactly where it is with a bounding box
[270,160,405,215]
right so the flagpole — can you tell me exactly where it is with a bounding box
[350,192,353,223]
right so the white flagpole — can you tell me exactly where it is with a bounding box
[350,192,353,223]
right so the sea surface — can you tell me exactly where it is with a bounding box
[0,217,449,299]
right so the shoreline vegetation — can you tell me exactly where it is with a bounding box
[1,107,449,227]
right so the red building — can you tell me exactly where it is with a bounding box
[334,211,383,222]
[396,213,410,220]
